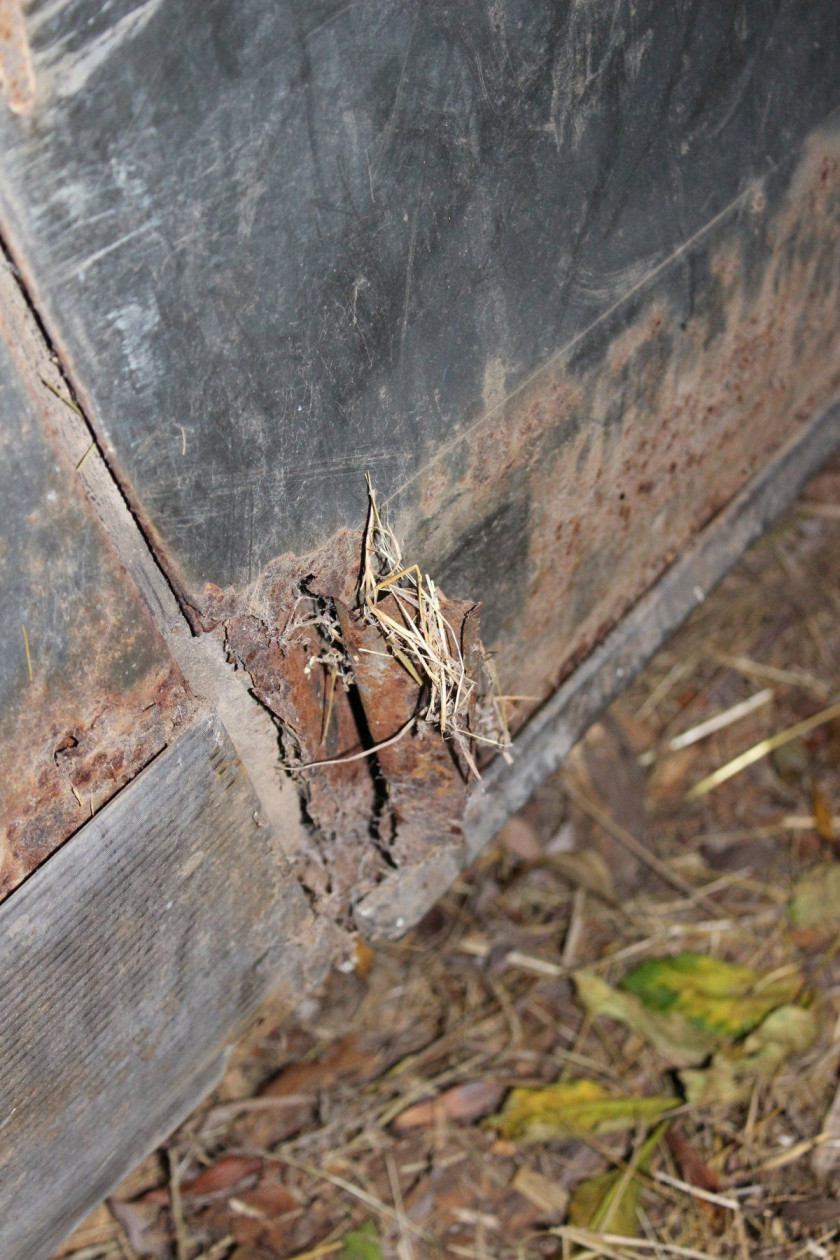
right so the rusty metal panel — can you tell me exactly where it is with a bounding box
[398,119,840,712]
[0,282,194,903]
[0,0,838,936]
[0,710,318,1260]
[0,0,837,598]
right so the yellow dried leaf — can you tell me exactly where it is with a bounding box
[489,1078,677,1142]
[575,970,718,1066]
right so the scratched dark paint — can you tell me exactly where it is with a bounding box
[0,0,838,599]
[0,313,192,903]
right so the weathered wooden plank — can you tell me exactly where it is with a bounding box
[0,710,317,1260]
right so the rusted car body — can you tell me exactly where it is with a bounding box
[1,2,839,1254]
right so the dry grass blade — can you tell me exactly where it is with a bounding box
[271,1152,435,1245]
[361,474,509,775]
[167,1148,189,1260]
[553,1231,717,1259]
[686,700,840,799]
[667,688,773,752]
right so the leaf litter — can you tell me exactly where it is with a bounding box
[53,468,840,1257]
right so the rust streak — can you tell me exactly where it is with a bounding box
[0,0,34,114]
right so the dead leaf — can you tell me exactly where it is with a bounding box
[779,1198,840,1226]
[498,816,542,861]
[665,1124,721,1194]
[234,1180,299,1217]
[263,1033,380,1097]
[512,1166,569,1217]
[680,1004,819,1104]
[568,1123,666,1237]
[393,1079,504,1130]
[665,1124,725,1228]
[488,1078,677,1142]
[575,970,718,1066]
[790,863,840,948]
[141,1155,263,1204]
[107,1199,168,1259]
[546,850,617,904]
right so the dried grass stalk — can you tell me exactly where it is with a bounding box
[361,475,511,777]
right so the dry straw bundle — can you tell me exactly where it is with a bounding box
[360,475,511,778]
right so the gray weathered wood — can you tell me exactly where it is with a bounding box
[0,710,316,1260]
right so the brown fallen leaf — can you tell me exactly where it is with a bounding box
[497,817,543,861]
[263,1033,380,1098]
[141,1155,263,1205]
[665,1124,725,1228]
[107,1198,169,1258]
[780,1198,840,1227]
[393,1080,505,1131]
[234,1180,300,1218]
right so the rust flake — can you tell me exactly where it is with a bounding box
[202,534,483,921]
[1,659,191,903]
[0,0,35,114]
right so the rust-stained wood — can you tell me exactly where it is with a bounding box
[0,710,320,1260]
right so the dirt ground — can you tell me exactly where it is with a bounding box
[56,459,840,1260]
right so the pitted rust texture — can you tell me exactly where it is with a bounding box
[202,535,480,921]
[1,660,190,902]
[396,125,840,729]
[202,531,382,920]
[0,254,195,904]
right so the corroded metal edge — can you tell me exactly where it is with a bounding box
[0,710,324,1260]
[355,396,840,937]
[0,252,310,862]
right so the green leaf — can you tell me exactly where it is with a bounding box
[340,1221,383,1260]
[489,1078,678,1142]
[680,1004,819,1105]
[568,1123,666,1239]
[619,951,803,1039]
[575,970,718,1066]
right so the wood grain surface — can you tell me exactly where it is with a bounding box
[0,710,316,1260]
